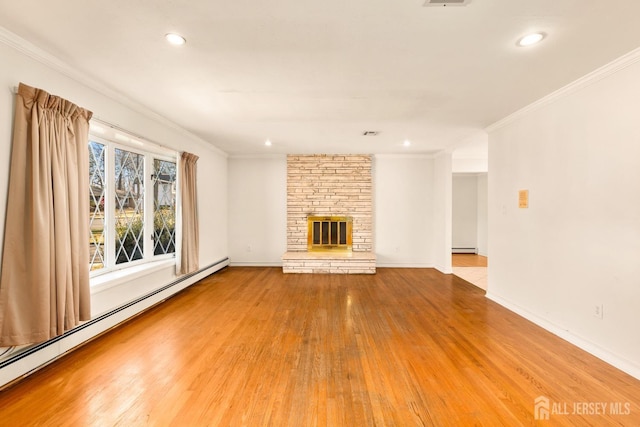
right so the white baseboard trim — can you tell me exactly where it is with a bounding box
[434,264,453,275]
[376,263,434,269]
[0,257,229,389]
[229,262,283,267]
[486,292,640,381]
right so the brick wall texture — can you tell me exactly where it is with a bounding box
[287,154,373,252]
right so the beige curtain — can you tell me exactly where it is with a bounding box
[178,152,199,275]
[0,83,92,346]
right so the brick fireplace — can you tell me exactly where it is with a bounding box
[282,154,376,274]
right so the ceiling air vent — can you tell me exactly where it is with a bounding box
[423,0,472,6]
[362,131,379,136]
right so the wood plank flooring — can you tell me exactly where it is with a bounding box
[452,254,488,267]
[1,267,639,426]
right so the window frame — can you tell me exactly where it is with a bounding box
[89,132,178,279]
[151,157,178,257]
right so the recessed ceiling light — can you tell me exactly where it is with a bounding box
[165,33,186,46]
[265,139,272,147]
[517,32,545,47]
[403,139,411,147]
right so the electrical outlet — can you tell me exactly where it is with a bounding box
[593,304,604,319]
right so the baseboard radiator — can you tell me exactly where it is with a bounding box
[452,247,478,254]
[0,257,229,389]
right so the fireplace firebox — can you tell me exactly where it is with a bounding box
[307,216,352,252]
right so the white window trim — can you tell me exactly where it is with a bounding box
[89,130,179,284]
[90,258,176,294]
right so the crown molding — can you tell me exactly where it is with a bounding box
[0,25,73,75]
[228,153,287,160]
[0,25,228,158]
[486,46,640,133]
[374,153,437,159]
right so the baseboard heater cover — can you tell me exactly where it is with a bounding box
[0,257,228,372]
[452,248,478,254]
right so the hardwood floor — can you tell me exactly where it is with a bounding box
[452,254,488,290]
[452,253,488,267]
[1,267,639,425]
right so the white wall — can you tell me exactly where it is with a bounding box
[452,173,488,256]
[452,157,488,173]
[228,156,287,265]
[0,31,229,385]
[452,131,488,174]
[476,174,488,257]
[487,50,640,378]
[452,175,478,250]
[432,152,452,274]
[374,155,435,267]
[226,154,444,268]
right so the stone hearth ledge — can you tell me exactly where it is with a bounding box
[282,251,376,274]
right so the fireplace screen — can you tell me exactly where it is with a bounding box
[307,216,352,252]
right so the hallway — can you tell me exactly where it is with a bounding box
[452,253,487,290]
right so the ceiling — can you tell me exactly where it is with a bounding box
[1,0,640,156]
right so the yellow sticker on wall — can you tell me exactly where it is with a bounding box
[519,190,529,208]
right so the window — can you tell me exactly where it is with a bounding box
[152,159,177,256]
[89,141,106,270]
[88,128,177,275]
[114,147,145,264]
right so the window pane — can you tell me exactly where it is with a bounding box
[152,159,176,255]
[89,141,106,271]
[114,148,144,264]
